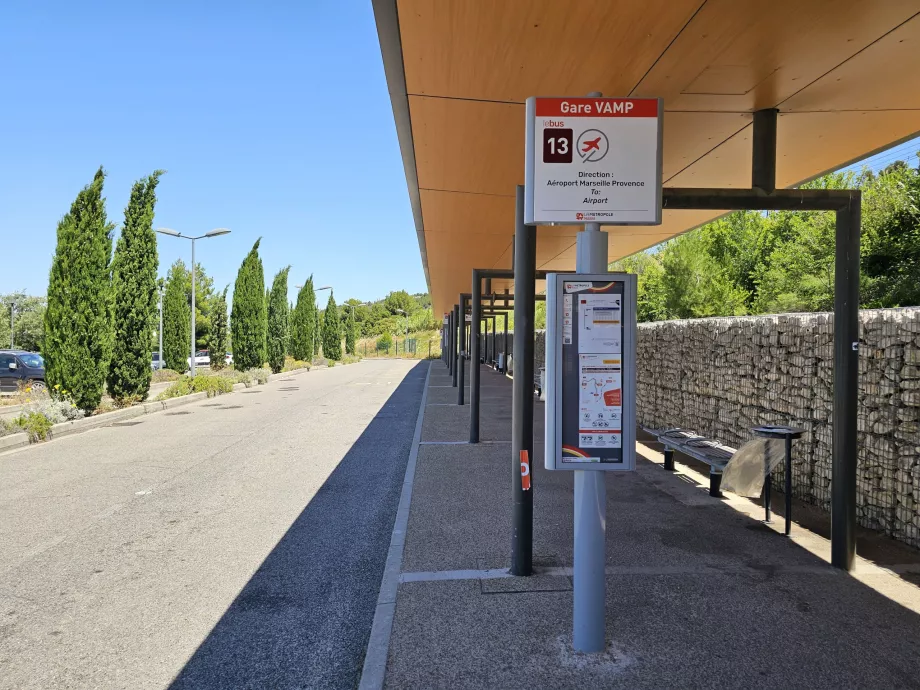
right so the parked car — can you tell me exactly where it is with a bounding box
[186,350,210,369]
[0,350,46,393]
[151,352,163,371]
[225,352,233,366]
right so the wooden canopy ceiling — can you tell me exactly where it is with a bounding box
[374,0,920,317]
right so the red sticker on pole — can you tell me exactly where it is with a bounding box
[520,450,531,491]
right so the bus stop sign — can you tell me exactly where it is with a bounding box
[525,97,662,225]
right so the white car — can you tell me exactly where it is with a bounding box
[186,350,211,369]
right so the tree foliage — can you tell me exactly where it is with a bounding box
[0,292,45,352]
[267,266,291,373]
[44,168,114,411]
[618,160,920,321]
[291,277,317,361]
[345,305,356,355]
[322,292,342,360]
[231,238,266,370]
[209,287,229,370]
[163,260,191,371]
[108,171,163,401]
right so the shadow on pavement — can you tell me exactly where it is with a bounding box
[168,361,428,690]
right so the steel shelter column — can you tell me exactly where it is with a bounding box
[470,269,482,443]
[458,295,467,405]
[452,304,460,387]
[832,196,860,570]
[511,184,535,576]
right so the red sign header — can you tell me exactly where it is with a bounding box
[534,98,658,118]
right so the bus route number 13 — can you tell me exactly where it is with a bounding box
[543,128,573,164]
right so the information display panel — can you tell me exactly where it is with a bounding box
[545,273,636,471]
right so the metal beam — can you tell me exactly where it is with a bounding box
[452,304,460,388]
[663,187,857,211]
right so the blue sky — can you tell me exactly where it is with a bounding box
[0,1,424,304]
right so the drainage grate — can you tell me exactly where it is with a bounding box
[111,421,143,427]
[165,411,192,416]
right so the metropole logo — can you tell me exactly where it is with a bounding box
[576,129,609,162]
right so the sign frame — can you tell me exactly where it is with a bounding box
[545,272,637,472]
[524,97,663,226]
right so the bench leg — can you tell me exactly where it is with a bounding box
[709,470,723,498]
[663,448,675,472]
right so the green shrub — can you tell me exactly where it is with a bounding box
[328,361,336,367]
[281,357,310,372]
[156,374,233,400]
[247,367,271,385]
[152,368,182,383]
[342,354,361,365]
[16,411,54,442]
[376,333,392,351]
[0,418,19,437]
[214,367,253,387]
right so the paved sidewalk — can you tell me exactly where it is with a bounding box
[373,361,920,689]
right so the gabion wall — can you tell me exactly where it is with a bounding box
[636,309,920,548]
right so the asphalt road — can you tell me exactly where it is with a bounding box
[0,359,427,689]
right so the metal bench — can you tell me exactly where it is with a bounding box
[641,427,736,497]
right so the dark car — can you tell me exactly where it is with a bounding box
[0,350,46,393]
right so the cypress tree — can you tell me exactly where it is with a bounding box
[304,278,318,361]
[267,267,291,373]
[210,287,229,370]
[264,287,270,365]
[291,276,316,361]
[44,167,115,411]
[322,292,342,360]
[107,171,163,401]
[345,306,356,355]
[163,260,191,371]
[231,238,266,370]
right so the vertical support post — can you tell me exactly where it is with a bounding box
[832,196,860,570]
[158,291,163,370]
[573,210,609,655]
[458,296,466,405]
[470,270,482,442]
[451,305,459,386]
[511,184,535,576]
[784,434,793,537]
[502,312,508,373]
[752,109,778,193]
[446,313,451,369]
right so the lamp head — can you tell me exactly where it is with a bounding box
[155,227,181,237]
[205,228,231,238]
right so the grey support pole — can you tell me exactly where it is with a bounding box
[458,295,467,405]
[470,269,482,442]
[573,90,608,655]
[511,184,535,576]
[832,196,860,570]
[502,312,508,373]
[452,305,460,387]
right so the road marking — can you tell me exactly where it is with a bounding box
[359,361,431,690]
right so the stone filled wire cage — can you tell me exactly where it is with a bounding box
[635,309,920,549]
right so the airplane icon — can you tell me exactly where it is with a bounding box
[581,137,602,153]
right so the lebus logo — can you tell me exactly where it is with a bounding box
[577,129,609,162]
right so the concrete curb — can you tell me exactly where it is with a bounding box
[0,366,316,454]
[359,361,432,690]
[0,381,173,421]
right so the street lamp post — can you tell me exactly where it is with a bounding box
[9,300,14,349]
[156,227,231,376]
[158,286,164,370]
